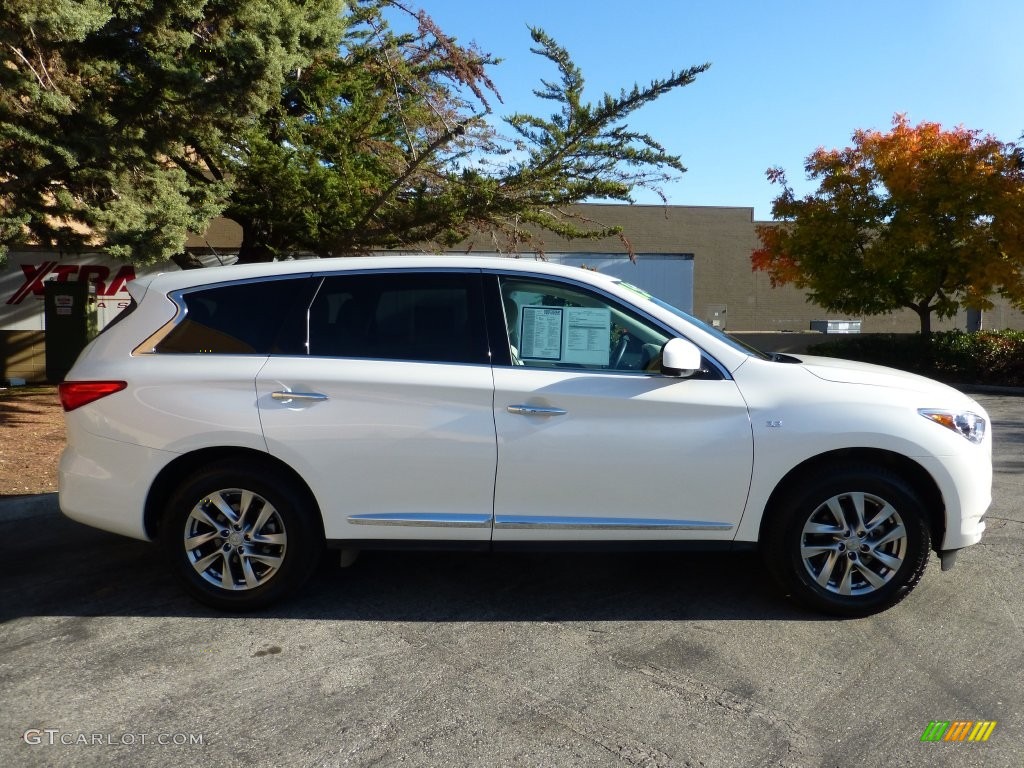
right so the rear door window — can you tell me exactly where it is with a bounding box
[308,272,489,364]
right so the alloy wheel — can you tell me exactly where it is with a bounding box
[183,488,288,591]
[799,491,908,597]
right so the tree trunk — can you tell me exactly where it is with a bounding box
[235,220,276,264]
[914,304,932,338]
[170,252,206,270]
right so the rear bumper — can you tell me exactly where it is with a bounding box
[58,435,174,542]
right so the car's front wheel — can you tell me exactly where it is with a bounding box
[160,461,322,610]
[763,465,931,616]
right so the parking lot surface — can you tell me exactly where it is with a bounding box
[1,393,1021,767]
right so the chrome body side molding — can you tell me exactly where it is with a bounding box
[347,513,492,529]
[494,515,734,531]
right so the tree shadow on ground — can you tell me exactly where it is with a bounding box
[0,387,55,426]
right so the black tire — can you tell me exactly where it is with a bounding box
[160,460,323,611]
[762,465,931,617]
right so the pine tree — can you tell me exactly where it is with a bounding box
[1,1,709,266]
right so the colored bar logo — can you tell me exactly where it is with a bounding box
[920,721,997,742]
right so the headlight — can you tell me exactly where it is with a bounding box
[918,409,987,444]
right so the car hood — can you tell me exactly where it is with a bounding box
[790,354,969,400]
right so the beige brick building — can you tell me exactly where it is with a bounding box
[510,203,1024,335]
[184,203,1024,333]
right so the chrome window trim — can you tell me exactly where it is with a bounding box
[485,269,732,381]
[347,512,493,529]
[132,265,729,380]
[134,268,485,357]
[308,266,485,279]
[494,515,734,531]
[133,292,188,355]
[304,274,326,355]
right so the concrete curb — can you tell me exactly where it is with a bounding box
[0,493,58,523]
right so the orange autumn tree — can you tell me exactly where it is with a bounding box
[753,114,1024,335]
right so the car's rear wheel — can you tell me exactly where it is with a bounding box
[160,461,322,610]
[763,465,931,616]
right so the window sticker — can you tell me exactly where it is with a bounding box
[520,306,562,360]
[563,307,611,365]
[519,305,612,365]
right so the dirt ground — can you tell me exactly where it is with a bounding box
[0,385,64,497]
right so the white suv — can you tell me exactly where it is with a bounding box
[58,256,992,615]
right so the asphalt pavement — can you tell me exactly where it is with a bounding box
[1,393,1021,767]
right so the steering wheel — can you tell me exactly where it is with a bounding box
[610,333,631,369]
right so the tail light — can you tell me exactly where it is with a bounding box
[59,381,127,412]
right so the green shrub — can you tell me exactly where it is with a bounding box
[807,330,1024,387]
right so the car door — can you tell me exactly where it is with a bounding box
[489,273,754,542]
[257,270,497,542]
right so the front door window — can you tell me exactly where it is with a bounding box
[499,276,671,373]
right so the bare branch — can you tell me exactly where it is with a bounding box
[6,44,48,91]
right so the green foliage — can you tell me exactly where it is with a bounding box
[223,0,503,260]
[0,0,345,263]
[1,0,708,265]
[488,28,708,253]
[808,330,1024,387]
[224,9,709,261]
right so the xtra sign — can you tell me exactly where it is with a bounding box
[1,255,176,331]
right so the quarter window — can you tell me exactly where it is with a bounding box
[156,278,314,354]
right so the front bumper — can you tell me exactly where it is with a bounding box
[916,450,991,552]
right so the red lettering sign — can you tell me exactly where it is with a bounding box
[6,262,56,305]
[5,262,137,304]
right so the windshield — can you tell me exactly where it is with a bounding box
[615,281,771,360]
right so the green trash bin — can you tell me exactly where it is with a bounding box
[44,280,97,382]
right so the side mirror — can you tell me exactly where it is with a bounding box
[660,337,702,377]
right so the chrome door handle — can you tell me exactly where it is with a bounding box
[506,405,567,416]
[271,391,328,402]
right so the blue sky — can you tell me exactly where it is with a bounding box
[417,0,1024,220]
